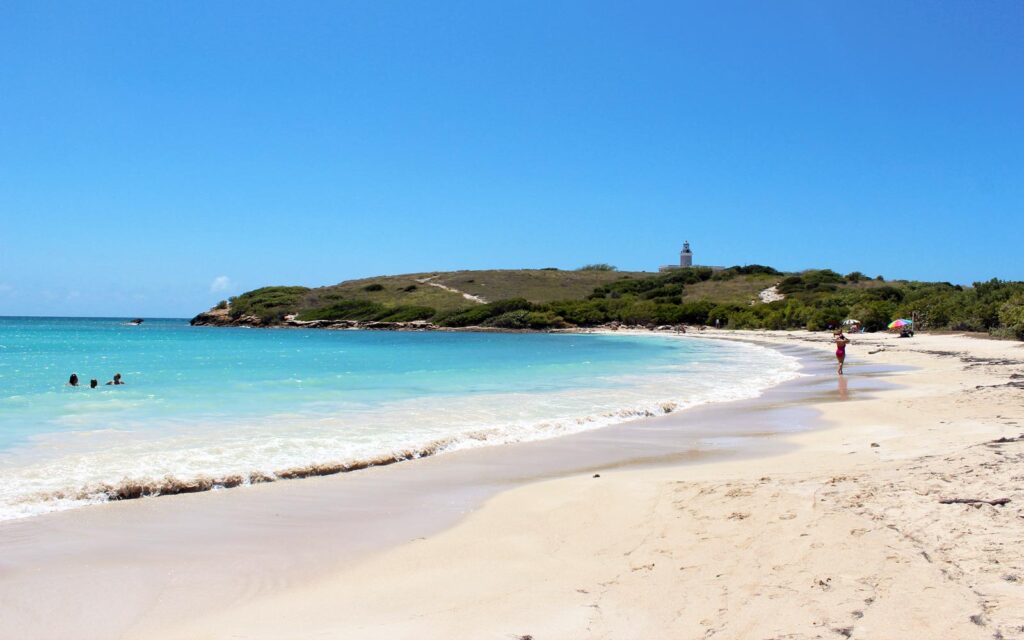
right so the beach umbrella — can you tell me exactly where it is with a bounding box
[843,319,860,325]
[887,319,913,329]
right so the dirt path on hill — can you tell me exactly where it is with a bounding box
[415,276,488,304]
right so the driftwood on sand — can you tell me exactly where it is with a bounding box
[938,497,1011,506]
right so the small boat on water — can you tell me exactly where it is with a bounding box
[126,318,144,326]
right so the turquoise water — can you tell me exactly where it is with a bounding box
[0,317,799,519]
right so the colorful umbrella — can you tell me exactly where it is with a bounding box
[887,318,913,329]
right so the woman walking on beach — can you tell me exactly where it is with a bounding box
[834,330,850,375]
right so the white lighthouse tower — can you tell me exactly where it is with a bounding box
[680,241,693,268]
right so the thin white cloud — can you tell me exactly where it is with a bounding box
[210,276,232,293]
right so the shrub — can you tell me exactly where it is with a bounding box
[707,304,740,327]
[298,300,436,323]
[617,300,659,325]
[436,298,534,327]
[481,310,565,330]
[229,286,310,322]
[998,295,1024,339]
[675,301,715,324]
[849,301,896,332]
[760,309,787,330]
[525,311,566,329]
[730,264,782,276]
[728,311,761,329]
[546,300,610,326]
[577,264,617,271]
[777,270,844,296]
[298,300,386,321]
[363,283,384,292]
[215,300,228,310]
[377,306,436,322]
[487,298,533,314]
[640,283,684,302]
[807,306,847,332]
[485,310,533,329]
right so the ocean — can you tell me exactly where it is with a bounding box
[0,317,800,520]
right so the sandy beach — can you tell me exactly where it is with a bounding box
[2,330,1023,639]
[6,4,1021,638]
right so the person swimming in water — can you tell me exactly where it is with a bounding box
[833,329,851,375]
[105,373,125,386]
[89,379,99,389]
[68,373,80,387]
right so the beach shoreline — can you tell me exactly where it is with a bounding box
[2,330,1022,639]
[0,327,797,521]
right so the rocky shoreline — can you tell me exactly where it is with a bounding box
[189,308,438,331]
[189,308,684,334]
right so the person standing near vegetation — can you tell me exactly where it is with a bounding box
[833,330,851,375]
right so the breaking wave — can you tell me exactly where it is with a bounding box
[0,337,801,520]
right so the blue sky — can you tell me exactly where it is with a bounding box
[1,2,1021,317]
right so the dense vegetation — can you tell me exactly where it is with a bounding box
[216,267,1024,339]
[228,286,310,322]
[298,300,435,323]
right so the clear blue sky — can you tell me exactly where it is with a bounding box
[1,2,1021,317]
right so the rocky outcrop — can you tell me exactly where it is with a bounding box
[189,307,268,327]
[191,307,233,326]
[281,318,436,331]
[189,306,437,331]
[190,306,690,334]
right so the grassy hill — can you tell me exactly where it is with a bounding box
[304,269,653,314]
[203,266,1024,339]
[220,268,654,323]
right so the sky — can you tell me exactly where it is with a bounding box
[1,2,1022,317]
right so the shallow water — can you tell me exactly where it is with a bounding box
[0,318,799,519]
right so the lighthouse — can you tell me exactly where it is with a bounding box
[680,241,693,267]
[659,240,722,272]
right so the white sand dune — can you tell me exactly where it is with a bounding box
[758,283,785,303]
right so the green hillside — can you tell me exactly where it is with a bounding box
[306,269,653,313]
[202,266,1024,339]
[222,268,654,322]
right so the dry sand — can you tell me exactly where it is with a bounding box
[147,330,1024,640]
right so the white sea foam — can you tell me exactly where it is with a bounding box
[0,338,800,520]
